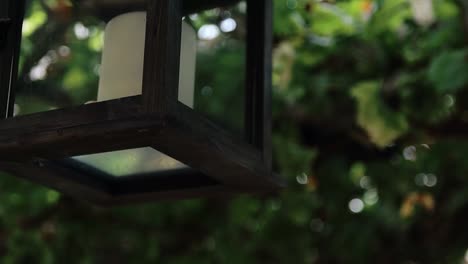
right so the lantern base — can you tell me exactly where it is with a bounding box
[0,96,285,205]
[0,160,281,205]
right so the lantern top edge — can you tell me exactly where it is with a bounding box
[182,0,243,14]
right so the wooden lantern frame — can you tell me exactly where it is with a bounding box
[0,0,283,205]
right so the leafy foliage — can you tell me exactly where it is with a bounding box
[429,49,468,93]
[351,81,408,147]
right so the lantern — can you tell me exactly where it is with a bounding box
[0,0,282,205]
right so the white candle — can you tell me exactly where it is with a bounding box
[409,0,435,27]
[97,11,196,107]
[73,13,197,176]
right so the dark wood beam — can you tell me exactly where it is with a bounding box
[182,0,241,15]
[79,0,242,21]
[245,0,273,171]
[0,0,24,118]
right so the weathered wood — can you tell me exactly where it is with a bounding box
[0,161,113,204]
[105,184,269,205]
[182,0,241,14]
[0,20,11,56]
[0,160,271,205]
[0,0,24,118]
[245,0,273,171]
[0,96,164,161]
[0,96,142,132]
[142,0,182,113]
[81,0,241,21]
[0,1,11,50]
[160,101,283,189]
[0,98,283,196]
[0,1,10,20]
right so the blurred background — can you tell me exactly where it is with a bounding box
[1,0,468,263]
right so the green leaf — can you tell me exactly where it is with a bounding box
[351,81,409,148]
[429,49,468,93]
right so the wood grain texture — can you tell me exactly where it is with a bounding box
[0,1,10,20]
[81,0,241,21]
[245,0,273,171]
[0,161,270,206]
[159,101,284,189]
[182,0,241,14]
[0,0,24,118]
[0,161,113,204]
[0,98,283,201]
[0,96,164,161]
[142,0,182,113]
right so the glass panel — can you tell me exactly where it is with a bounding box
[15,0,195,116]
[15,0,108,115]
[62,148,219,190]
[184,1,246,136]
[72,147,187,178]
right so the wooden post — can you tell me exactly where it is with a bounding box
[142,0,182,114]
[245,0,273,171]
[0,0,24,118]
